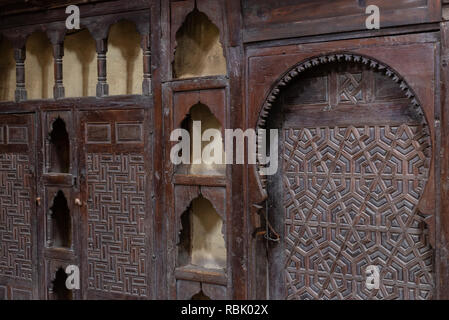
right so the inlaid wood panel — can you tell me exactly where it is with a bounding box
[242,0,441,42]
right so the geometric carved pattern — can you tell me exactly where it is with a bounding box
[0,154,32,281]
[257,53,425,188]
[87,153,147,297]
[338,73,363,104]
[282,125,433,299]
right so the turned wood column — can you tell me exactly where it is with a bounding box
[141,34,152,96]
[96,38,109,97]
[14,46,27,102]
[52,42,65,99]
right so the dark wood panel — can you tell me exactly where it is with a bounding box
[242,0,441,42]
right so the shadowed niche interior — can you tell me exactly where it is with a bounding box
[108,20,143,95]
[25,31,53,99]
[177,102,225,175]
[64,29,96,97]
[173,8,226,79]
[177,196,226,270]
[49,117,70,173]
[50,190,71,248]
[0,36,15,101]
[51,267,72,300]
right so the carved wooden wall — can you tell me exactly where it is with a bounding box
[0,114,36,300]
[1,0,449,300]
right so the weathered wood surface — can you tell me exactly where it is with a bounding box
[0,0,448,300]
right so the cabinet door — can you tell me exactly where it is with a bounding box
[78,109,153,299]
[0,113,37,300]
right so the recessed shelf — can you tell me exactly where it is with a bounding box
[173,173,226,187]
[42,173,75,186]
[175,265,227,286]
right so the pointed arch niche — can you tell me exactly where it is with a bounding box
[177,102,225,175]
[50,267,72,300]
[173,8,226,79]
[48,117,70,174]
[47,190,72,249]
[177,196,226,270]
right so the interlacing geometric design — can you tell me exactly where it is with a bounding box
[283,125,433,299]
[87,153,147,297]
[0,154,32,281]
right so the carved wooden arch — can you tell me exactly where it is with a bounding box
[83,11,150,41]
[253,51,435,244]
[256,52,425,130]
[176,186,226,222]
[174,100,225,136]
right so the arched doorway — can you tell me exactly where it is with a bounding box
[262,54,434,300]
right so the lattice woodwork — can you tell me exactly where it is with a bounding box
[282,125,433,299]
[0,153,32,281]
[86,153,147,297]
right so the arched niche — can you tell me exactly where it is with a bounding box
[48,117,70,174]
[50,267,72,300]
[177,102,225,175]
[257,53,434,300]
[48,190,72,248]
[25,31,53,99]
[177,196,226,270]
[108,20,143,95]
[64,29,97,97]
[0,36,15,101]
[173,8,226,79]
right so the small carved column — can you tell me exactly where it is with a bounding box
[96,38,109,97]
[14,46,27,102]
[52,42,65,99]
[141,34,152,96]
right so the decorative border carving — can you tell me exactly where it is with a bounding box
[255,52,430,186]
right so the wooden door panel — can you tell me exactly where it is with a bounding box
[79,109,152,299]
[0,113,37,299]
[267,60,434,300]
